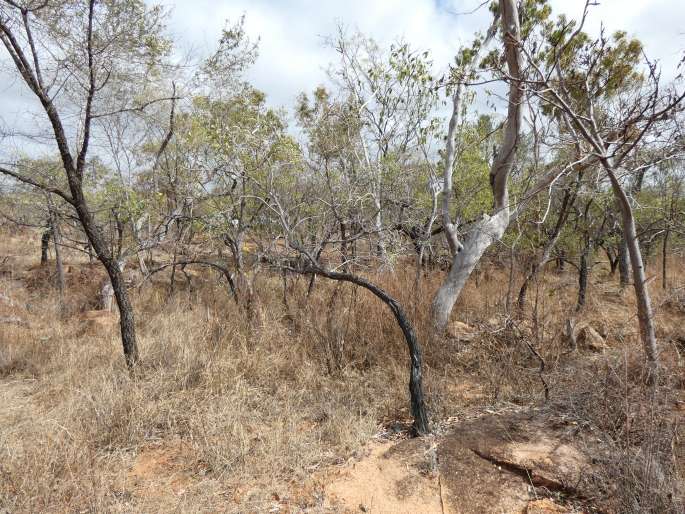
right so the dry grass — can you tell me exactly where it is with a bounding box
[0,229,683,512]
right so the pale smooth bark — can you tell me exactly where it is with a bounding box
[431,0,522,333]
[618,236,631,287]
[432,211,510,330]
[605,160,658,380]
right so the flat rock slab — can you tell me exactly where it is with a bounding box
[438,409,591,514]
[321,409,589,513]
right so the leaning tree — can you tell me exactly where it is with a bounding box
[0,0,175,367]
[522,0,685,380]
[430,0,525,333]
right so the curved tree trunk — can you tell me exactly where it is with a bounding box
[301,265,429,435]
[432,212,509,332]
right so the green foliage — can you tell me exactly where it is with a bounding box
[452,115,497,221]
[525,1,645,120]
[202,15,259,91]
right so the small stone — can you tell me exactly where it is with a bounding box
[446,321,476,341]
[576,325,607,352]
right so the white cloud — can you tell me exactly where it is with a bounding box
[158,0,684,110]
[160,0,488,107]
[1,0,682,157]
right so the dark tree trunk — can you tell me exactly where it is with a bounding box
[518,238,561,315]
[114,211,124,260]
[108,263,138,369]
[518,269,531,314]
[300,265,430,435]
[643,238,654,262]
[41,229,51,265]
[340,221,349,271]
[50,216,65,300]
[71,191,139,368]
[517,187,573,314]
[305,247,326,298]
[618,237,630,287]
[556,249,566,272]
[307,273,317,296]
[281,268,290,312]
[662,229,669,290]
[576,246,589,311]
[0,1,140,369]
[603,245,618,274]
[169,244,178,296]
[152,259,238,303]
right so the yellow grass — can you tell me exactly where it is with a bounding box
[1,228,683,512]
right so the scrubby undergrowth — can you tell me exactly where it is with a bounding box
[1,231,683,513]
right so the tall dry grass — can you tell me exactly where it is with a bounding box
[0,228,683,512]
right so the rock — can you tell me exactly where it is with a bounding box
[0,315,27,326]
[576,325,607,352]
[446,321,477,342]
[526,498,569,513]
[486,316,501,328]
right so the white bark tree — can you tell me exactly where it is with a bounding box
[431,0,524,333]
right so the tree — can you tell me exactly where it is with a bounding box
[325,29,439,262]
[264,64,435,434]
[525,0,685,380]
[516,170,580,314]
[264,166,432,435]
[431,0,524,333]
[0,0,174,368]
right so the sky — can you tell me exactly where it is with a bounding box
[1,0,684,154]
[156,0,685,109]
